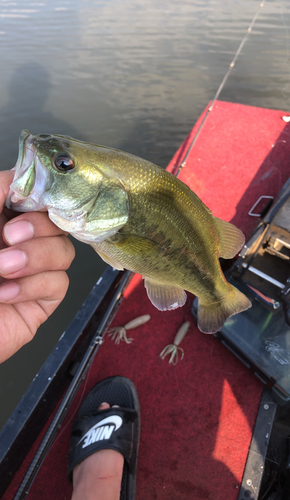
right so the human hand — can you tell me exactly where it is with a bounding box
[0,170,75,363]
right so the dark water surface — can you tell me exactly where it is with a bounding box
[0,0,290,427]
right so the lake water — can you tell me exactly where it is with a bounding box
[0,0,290,427]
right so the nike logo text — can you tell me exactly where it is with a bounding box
[78,415,123,449]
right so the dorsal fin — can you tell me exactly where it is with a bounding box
[214,217,245,259]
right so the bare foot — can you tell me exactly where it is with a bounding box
[71,403,124,500]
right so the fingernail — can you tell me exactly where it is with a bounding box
[0,249,27,275]
[4,220,34,245]
[0,282,20,301]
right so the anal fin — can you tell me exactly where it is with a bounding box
[144,277,187,311]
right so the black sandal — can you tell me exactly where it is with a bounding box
[67,376,140,500]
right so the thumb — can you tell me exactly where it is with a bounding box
[0,170,15,213]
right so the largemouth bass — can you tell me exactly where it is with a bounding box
[5,130,251,333]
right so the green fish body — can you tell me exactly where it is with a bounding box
[6,130,251,333]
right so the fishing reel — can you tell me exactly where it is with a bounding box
[192,177,290,406]
[232,178,290,326]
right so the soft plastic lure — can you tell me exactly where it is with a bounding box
[159,321,191,365]
[108,314,151,344]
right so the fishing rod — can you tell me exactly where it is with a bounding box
[174,0,265,178]
[12,2,265,498]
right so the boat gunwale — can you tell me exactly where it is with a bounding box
[0,266,131,497]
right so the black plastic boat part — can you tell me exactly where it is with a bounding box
[238,388,277,500]
[0,267,132,498]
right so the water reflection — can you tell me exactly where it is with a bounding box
[0,63,83,169]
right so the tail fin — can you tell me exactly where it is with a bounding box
[197,285,251,334]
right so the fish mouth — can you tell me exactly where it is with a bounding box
[5,130,52,212]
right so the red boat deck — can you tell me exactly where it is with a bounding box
[4,101,290,500]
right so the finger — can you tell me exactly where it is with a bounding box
[0,271,69,361]
[0,170,14,212]
[0,270,69,305]
[0,234,75,279]
[0,212,9,250]
[3,211,69,246]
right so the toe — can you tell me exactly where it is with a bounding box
[98,402,110,410]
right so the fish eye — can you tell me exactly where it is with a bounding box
[54,154,75,172]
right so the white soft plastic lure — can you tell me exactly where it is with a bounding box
[108,315,151,344]
[159,321,191,365]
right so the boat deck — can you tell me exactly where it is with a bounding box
[3,101,290,500]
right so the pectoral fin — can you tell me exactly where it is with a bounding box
[144,277,187,311]
[113,233,160,256]
[92,245,124,271]
[214,217,245,259]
